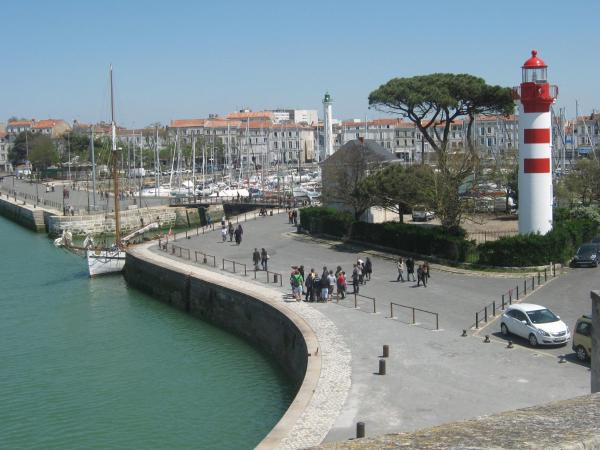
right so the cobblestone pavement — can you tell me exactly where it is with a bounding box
[153,212,591,445]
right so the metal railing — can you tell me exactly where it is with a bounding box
[474,265,556,329]
[389,302,439,330]
[254,269,283,287]
[222,258,247,276]
[194,250,216,267]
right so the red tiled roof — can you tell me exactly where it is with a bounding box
[7,120,32,127]
[226,111,273,120]
[32,119,66,129]
[170,119,205,128]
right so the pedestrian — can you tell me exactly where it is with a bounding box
[406,256,416,282]
[228,221,234,241]
[397,257,405,282]
[298,265,305,280]
[234,224,243,245]
[206,214,212,228]
[417,264,427,287]
[292,210,298,225]
[327,270,336,301]
[252,248,261,271]
[336,271,347,299]
[221,226,227,242]
[351,264,360,294]
[356,260,364,285]
[423,261,431,281]
[312,271,321,302]
[335,265,343,278]
[305,269,316,302]
[221,215,226,227]
[260,248,268,271]
[288,211,293,224]
[290,269,304,301]
[319,267,329,302]
[364,257,373,281]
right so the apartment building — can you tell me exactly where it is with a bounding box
[31,119,71,138]
[6,120,33,136]
[0,131,12,172]
[169,115,316,166]
[573,114,600,154]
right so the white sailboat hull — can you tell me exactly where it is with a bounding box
[87,248,126,277]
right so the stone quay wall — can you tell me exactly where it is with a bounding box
[47,206,200,237]
[0,195,48,232]
[124,249,321,449]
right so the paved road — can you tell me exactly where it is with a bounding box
[153,212,592,442]
[0,177,169,214]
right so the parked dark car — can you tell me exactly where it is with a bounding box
[571,243,600,267]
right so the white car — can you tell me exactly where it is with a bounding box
[500,303,570,347]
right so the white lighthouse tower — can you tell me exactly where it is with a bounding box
[514,50,558,235]
[323,92,334,158]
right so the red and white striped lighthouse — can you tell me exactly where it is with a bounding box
[514,50,558,235]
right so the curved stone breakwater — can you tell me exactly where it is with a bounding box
[125,243,352,449]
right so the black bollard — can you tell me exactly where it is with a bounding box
[382,345,389,358]
[378,358,386,375]
[356,422,365,439]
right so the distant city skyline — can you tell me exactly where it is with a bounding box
[2,0,599,127]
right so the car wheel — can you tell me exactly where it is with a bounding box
[528,334,539,347]
[575,345,589,361]
[594,261,598,268]
[501,323,510,336]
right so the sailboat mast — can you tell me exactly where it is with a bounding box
[110,65,121,246]
[91,126,97,209]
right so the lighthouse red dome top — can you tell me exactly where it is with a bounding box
[523,50,547,68]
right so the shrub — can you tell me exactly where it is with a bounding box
[477,218,600,266]
[350,221,474,262]
[299,207,353,237]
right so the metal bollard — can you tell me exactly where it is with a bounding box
[516,285,519,300]
[378,359,386,375]
[524,279,527,295]
[273,273,278,283]
[475,312,479,329]
[544,268,547,281]
[382,345,389,358]
[356,422,365,439]
[502,294,505,309]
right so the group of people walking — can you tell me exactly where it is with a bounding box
[252,248,269,271]
[288,257,373,302]
[396,256,430,287]
[221,219,243,245]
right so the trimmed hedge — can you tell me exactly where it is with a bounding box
[478,218,600,266]
[351,221,474,262]
[300,206,473,261]
[299,207,353,238]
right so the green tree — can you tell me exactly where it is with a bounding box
[558,158,600,207]
[8,132,31,164]
[362,164,435,222]
[369,73,514,229]
[28,135,58,170]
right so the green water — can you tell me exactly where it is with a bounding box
[0,216,294,449]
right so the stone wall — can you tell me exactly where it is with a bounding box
[314,393,600,449]
[592,290,599,393]
[123,251,308,384]
[47,206,200,237]
[0,195,48,232]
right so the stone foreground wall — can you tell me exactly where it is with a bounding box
[47,206,200,236]
[0,196,47,232]
[123,251,307,384]
[314,393,600,450]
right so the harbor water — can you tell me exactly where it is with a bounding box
[0,216,294,449]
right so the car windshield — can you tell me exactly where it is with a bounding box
[526,308,559,324]
[578,245,596,255]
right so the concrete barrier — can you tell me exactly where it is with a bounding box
[124,246,321,449]
[0,195,48,232]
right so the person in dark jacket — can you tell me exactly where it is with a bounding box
[260,248,268,270]
[406,257,416,282]
[252,248,260,270]
[364,257,373,281]
[234,224,243,245]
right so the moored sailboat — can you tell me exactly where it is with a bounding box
[87,65,126,277]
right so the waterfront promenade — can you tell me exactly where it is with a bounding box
[147,211,591,445]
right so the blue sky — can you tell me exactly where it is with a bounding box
[2,0,599,127]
